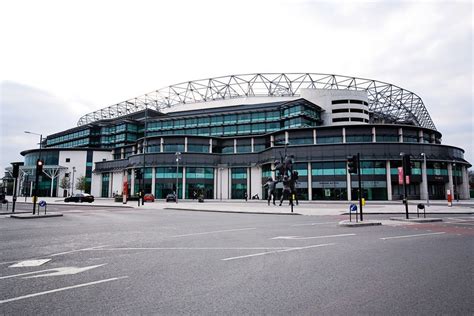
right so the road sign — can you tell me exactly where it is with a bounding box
[38,200,47,207]
[350,204,357,212]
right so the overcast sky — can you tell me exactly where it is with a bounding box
[1,0,472,170]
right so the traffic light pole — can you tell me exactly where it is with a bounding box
[357,153,363,221]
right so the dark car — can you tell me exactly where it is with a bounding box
[143,193,155,202]
[64,193,94,203]
[165,193,176,202]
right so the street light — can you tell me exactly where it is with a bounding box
[175,152,181,203]
[421,153,429,207]
[24,131,43,215]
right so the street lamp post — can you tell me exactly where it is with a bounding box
[175,152,181,203]
[25,131,42,215]
[421,153,429,207]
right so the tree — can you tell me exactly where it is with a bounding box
[59,177,70,191]
[75,175,87,193]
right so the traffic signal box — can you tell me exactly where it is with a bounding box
[135,169,143,180]
[36,159,44,176]
[347,155,358,174]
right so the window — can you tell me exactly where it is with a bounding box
[187,144,209,153]
[332,118,350,122]
[224,114,237,125]
[238,113,251,123]
[349,100,363,104]
[251,123,266,133]
[198,117,210,126]
[346,135,372,143]
[237,124,251,135]
[211,115,223,125]
[332,100,349,104]
[332,109,349,113]
[251,112,266,122]
[186,118,197,127]
[65,158,70,162]
[350,117,364,122]
[223,125,236,135]
[350,108,363,113]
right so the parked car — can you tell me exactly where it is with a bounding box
[64,193,94,203]
[165,193,176,202]
[143,193,155,202]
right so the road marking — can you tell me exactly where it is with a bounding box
[291,222,337,226]
[9,259,51,268]
[380,232,446,240]
[221,243,335,261]
[0,276,128,305]
[24,264,106,278]
[271,233,355,240]
[90,247,290,251]
[49,245,108,257]
[1,264,106,280]
[170,227,256,238]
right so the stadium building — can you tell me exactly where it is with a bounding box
[11,73,471,201]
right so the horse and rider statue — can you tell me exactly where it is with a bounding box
[263,151,299,206]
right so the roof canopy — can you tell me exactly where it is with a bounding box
[77,73,436,130]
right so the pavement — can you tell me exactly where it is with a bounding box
[5,195,473,216]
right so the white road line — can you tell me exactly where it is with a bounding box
[291,222,337,226]
[0,269,58,280]
[221,243,335,261]
[0,276,128,305]
[380,232,446,240]
[89,247,290,251]
[49,245,108,257]
[271,233,355,240]
[170,227,256,238]
[9,259,51,268]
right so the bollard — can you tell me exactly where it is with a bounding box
[417,203,425,218]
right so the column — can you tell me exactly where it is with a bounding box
[185,137,188,152]
[270,135,275,147]
[151,167,156,196]
[461,166,469,199]
[160,138,164,152]
[386,160,392,200]
[372,127,376,143]
[209,139,213,153]
[213,168,217,199]
[420,157,428,200]
[285,131,289,144]
[342,127,346,143]
[234,139,237,153]
[313,129,317,144]
[251,138,254,153]
[130,169,135,196]
[346,164,352,201]
[307,162,312,200]
[182,166,186,199]
[447,163,453,198]
[398,128,403,143]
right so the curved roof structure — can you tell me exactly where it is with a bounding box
[77,73,436,130]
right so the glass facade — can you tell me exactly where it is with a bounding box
[185,167,214,199]
[311,162,347,200]
[231,168,247,199]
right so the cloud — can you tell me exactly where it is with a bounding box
[0,81,82,168]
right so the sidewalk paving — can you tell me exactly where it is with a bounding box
[6,195,473,216]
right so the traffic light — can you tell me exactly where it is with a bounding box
[36,159,44,176]
[135,168,142,180]
[403,154,412,176]
[347,155,358,174]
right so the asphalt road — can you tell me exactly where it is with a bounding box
[0,205,473,315]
